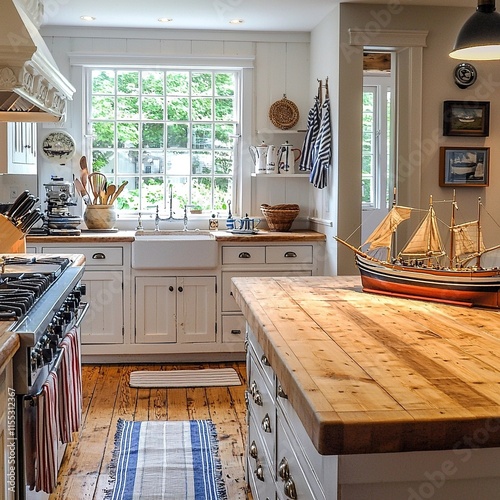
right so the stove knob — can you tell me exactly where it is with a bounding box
[62,308,73,322]
[31,347,43,369]
[42,347,53,363]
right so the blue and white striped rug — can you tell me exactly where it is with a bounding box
[106,419,227,500]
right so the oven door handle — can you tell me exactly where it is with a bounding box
[75,301,90,328]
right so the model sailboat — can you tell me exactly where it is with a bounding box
[335,194,500,308]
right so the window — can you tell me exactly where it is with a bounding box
[86,68,240,214]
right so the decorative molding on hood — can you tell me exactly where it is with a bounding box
[0,0,75,122]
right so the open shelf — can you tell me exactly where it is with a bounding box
[251,173,309,178]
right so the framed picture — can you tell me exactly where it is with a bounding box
[439,147,489,187]
[443,101,490,136]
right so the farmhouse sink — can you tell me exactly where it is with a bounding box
[132,230,218,269]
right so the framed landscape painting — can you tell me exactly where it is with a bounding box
[443,101,490,136]
[439,147,489,187]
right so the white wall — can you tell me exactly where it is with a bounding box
[38,27,314,226]
[312,4,500,275]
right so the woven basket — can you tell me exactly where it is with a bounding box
[269,96,299,130]
[260,204,300,232]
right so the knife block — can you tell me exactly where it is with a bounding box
[0,214,26,253]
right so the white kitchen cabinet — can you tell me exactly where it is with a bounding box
[41,244,129,345]
[135,276,216,344]
[0,122,37,174]
[221,243,318,349]
[0,360,15,500]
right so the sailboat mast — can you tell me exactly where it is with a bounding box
[390,187,397,262]
[450,190,456,267]
[477,197,482,268]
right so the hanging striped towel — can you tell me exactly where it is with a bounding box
[35,371,59,493]
[309,95,332,189]
[59,328,82,443]
[299,95,321,171]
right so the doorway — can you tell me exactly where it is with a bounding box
[361,51,396,243]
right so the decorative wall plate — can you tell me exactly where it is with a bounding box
[41,131,76,161]
[454,63,477,89]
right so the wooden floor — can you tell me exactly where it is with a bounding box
[50,362,249,499]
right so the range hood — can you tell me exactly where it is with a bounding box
[0,0,75,122]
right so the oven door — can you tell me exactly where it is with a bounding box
[17,301,89,500]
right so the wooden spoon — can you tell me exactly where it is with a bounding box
[109,181,128,205]
[105,184,116,204]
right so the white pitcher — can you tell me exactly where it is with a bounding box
[265,145,277,174]
[249,142,268,174]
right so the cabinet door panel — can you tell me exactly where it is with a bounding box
[177,276,216,343]
[81,270,123,344]
[135,276,176,343]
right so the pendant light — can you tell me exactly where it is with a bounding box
[450,0,500,60]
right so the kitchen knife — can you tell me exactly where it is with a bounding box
[19,210,43,233]
[10,195,37,223]
[5,190,30,218]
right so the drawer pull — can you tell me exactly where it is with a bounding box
[92,252,106,259]
[261,354,270,366]
[262,413,272,433]
[249,440,258,459]
[238,251,251,259]
[255,462,265,482]
[278,384,288,399]
[278,457,290,480]
[253,390,263,406]
[230,329,241,335]
[284,251,297,258]
[284,477,297,499]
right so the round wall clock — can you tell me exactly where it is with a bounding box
[41,131,76,162]
[454,63,477,89]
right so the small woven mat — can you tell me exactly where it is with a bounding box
[269,96,299,130]
[129,368,241,388]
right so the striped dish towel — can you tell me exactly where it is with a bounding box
[59,328,82,443]
[35,371,59,493]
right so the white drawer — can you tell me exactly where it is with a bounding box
[248,416,277,500]
[266,245,313,264]
[221,315,246,344]
[248,354,276,463]
[276,413,325,500]
[42,246,123,266]
[248,327,275,391]
[222,246,266,264]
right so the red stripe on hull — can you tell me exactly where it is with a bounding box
[361,274,500,308]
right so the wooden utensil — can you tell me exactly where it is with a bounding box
[105,184,116,204]
[109,181,128,205]
[88,172,107,204]
[74,178,91,205]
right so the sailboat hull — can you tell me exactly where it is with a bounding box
[356,254,500,308]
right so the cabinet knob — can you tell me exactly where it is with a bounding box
[278,457,290,480]
[277,384,288,399]
[284,251,297,258]
[169,286,174,292]
[261,354,270,366]
[262,413,272,433]
[253,390,263,406]
[254,462,265,482]
[284,477,297,499]
[178,286,183,292]
[249,440,258,459]
[92,252,106,259]
[238,251,251,259]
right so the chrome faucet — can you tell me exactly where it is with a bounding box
[154,185,183,230]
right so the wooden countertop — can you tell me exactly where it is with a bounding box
[231,275,500,456]
[26,229,325,244]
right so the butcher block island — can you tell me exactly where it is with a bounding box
[231,275,500,500]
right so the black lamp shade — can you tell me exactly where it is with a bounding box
[450,1,500,59]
